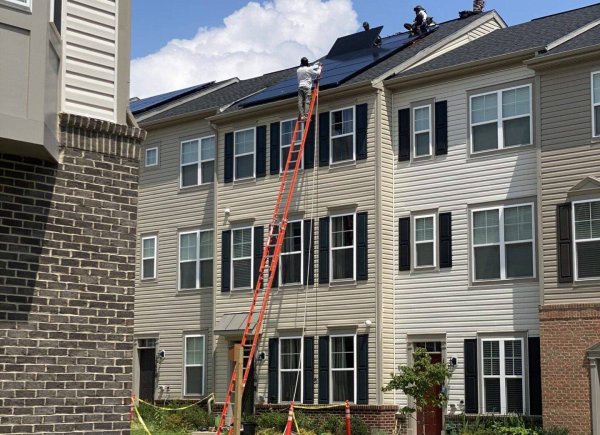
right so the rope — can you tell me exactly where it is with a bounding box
[137,393,215,411]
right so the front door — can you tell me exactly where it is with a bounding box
[416,349,443,435]
[138,348,156,402]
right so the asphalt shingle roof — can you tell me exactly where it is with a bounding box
[543,24,600,56]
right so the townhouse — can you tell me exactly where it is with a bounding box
[133,4,600,435]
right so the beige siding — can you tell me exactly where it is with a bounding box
[391,66,540,412]
[136,119,216,399]
[540,61,600,304]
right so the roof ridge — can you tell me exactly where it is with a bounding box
[530,2,600,21]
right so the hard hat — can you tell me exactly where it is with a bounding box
[414,5,424,11]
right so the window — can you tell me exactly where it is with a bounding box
[414,215,435,268]
[2,0,31,11]
[232,227,253,289]
[330,335,356,403]
[50,0,62,33]
[234,129,255,180]
[593,72,600,137]
[413,105,432,157]
[145,147,158,167]
[181,136,215,187]
[330,214,355,281]
[141,236,157,280]
[184,335,205,395]
[331,107,355,163]
[280,221,302,285]
[281,120,304,171]
[482,338,524,414]
[470,85,532,152]
[279,337,302,403]
[137,338,157,349]
[573,200,600,280]
[179,230,213,289]
[472,204,534,281]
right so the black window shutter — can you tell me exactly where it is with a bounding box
[303,336,314,404]
[270,226,279,288]
[356,104,368,161]
[435,100,448,156]
[270,122,280,175]
[303,219,315,285]
[318,336,329,404]
[439,212,452,268]
[319,217,330,284]
[357,334,369,404]
[398,109,410,162]
[221,230,231,292]
[253,226,264,287]
[224,133,234,183]
[357,212,368,280]
[256,125,267,178]
[557,203,573,283]
[528,337,542,416]
[319,112,330,167]
[305,116,315,169]
[268,338,279,403]
[464,339,479,414]
[399,217,410,271]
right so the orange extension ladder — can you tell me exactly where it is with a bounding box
[216,74,322,435]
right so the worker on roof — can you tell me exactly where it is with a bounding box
[297,57,322,122]
[404,5,429,35]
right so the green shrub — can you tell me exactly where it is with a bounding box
[320,414,345,435]
[257,410,288,431]
[538,428,568,435]
[350,416,369,435]
[180,405,212,429]
[294,411,320,433]
[162,413,190,432]
[257,429,281,435]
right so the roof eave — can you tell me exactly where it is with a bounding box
[139,107,218,129]
[525,43,600,69]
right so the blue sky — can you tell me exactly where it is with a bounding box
[130,0,599,98]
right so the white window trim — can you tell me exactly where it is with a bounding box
[141,235,157,280]
[329,213,356,282]
[413,104,432,158]
[232,226,254,290]
[178,229,213,290]
[183,334,205,396]
[481,337,525,415]
[279,220,303,286]
[145,147,158,167]
[592,72,600,138]
[234,127,256,180]
[413,214,436,269]
[471,203,536,282]
[1,0,31,12]
[180,136,215,188]
[470,84,533,153]
[329,334,357,404]
[330,106,356,164]
[572,199,600,281]
[280,119,304,172]
[278,337,304,404]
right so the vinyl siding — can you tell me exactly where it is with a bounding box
[136,118,216,399]
[539,61,600,304]
[391,66,540,412]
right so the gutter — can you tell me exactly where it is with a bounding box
[139,107,218,129]
[525,43,600,69]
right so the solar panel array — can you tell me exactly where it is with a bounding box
[130,82,215,114]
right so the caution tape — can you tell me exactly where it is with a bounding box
[293,403,346,410]
[137,393,215,411]
[131,397,152,435]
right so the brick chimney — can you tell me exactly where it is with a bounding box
[473,0,485,13]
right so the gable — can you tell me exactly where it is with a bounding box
[568,176,600,195]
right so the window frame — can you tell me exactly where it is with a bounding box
[1,0,31,12]
[279,220,304,286]
[330,106,356,164]
[480,337,525,415]
[145,146,159,168]
[180,135,216,188]
[231,226,254,290]
[592,72,600,138]
[572,199,600,281]
[234,127,256,181]
[413,214,436,269]
[329,334,357,404]
[470,203,536,282]
[278,336,304,404]
[178,229,213,290]
[280,119,304,172]
[183,334,206,396]
[329,213,356,282]
[413,104,432,158]
[141,235,157,281]
[469,84,533,154]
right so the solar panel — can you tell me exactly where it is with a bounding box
[130,82,215,114]
[327,26,383,58]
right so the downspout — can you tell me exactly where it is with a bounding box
[374,85,384,405]
[209,120,219,399]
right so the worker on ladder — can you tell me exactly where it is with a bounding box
[297,57,322,122]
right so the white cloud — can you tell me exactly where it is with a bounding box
[130,0,358,98]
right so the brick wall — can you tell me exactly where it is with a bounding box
[0,114,145,434]
[540,303,600,435]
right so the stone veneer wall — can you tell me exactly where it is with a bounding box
[0,114,145,434]
[540,303,600,435]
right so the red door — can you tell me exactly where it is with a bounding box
[416,353,443,435]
